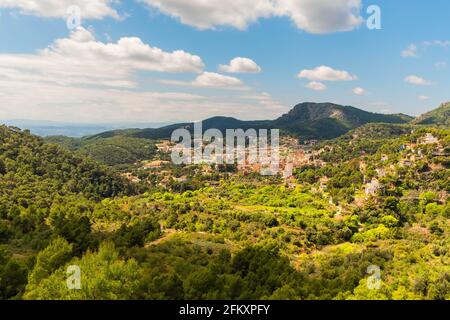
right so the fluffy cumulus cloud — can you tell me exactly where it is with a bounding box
[0,27,205,90]
[0,0,119,19]
[404,75,431,86]
[0,28,285,122]
[275,0,364,34]
[306,81,327,91]
[192,72,244,88]
[161,72,245,90]
[219,57,262,73]
[298,66,357,81]
[418,95,429,101]
[1,0,364,33]
[142,0,363,33]
[141,0,275,30]
[353,87,367,95]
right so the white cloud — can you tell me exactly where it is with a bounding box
[298,66,357,81]
[306,81,327,91]
[418,95,429,101]
[401,44,417,57]
[0,28,267,122]
[1,0,365,33]
[0,27,205,91]
[0,81,285,122]
[219,57,262,73]
[0,0,119,19]
[161,72,245,90]
[142,0,363,33]
[141,0,275,30]
[404,75,431,86]
[275,0,364,34]
[353,87,366,95]
[193,72,244,88]
[0,79,204,122]
[401,40,450,58]
[0,28,288,122]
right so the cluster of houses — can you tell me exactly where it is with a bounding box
[398,133,445,166]
[122,133,446,202]
[146,137,327,178]
[361,133,445,198]
[235,140,327,177]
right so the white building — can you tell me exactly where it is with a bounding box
[365,178,381,196]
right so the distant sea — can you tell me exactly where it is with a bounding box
[0,120,173,137]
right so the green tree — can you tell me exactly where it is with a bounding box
[51,215,92,255]
[24,242,141,300]
[0,158,6,175]
[0,246,28,299]
[27,237,73,286]
[114,217,161,247]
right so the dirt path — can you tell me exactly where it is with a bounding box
[145,228,179,247]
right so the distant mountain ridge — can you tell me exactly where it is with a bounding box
[271,102,412,139]
[124,102,413,140]
[131,117,269,140]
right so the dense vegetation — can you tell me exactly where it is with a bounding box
[0,103,448,300]
[272,102,412,140]
[45,134,157,167]
[413,102,450,127]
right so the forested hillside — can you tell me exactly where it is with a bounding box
[0,126,134,204]
[1,118,449,300]
[0,125,142,299]
[413,102,450,127]
[272,103,412,139]
[45,134,157,167]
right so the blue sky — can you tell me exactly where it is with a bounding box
[0,0,449,123]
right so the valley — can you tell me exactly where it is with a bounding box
[0,102,448,300]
